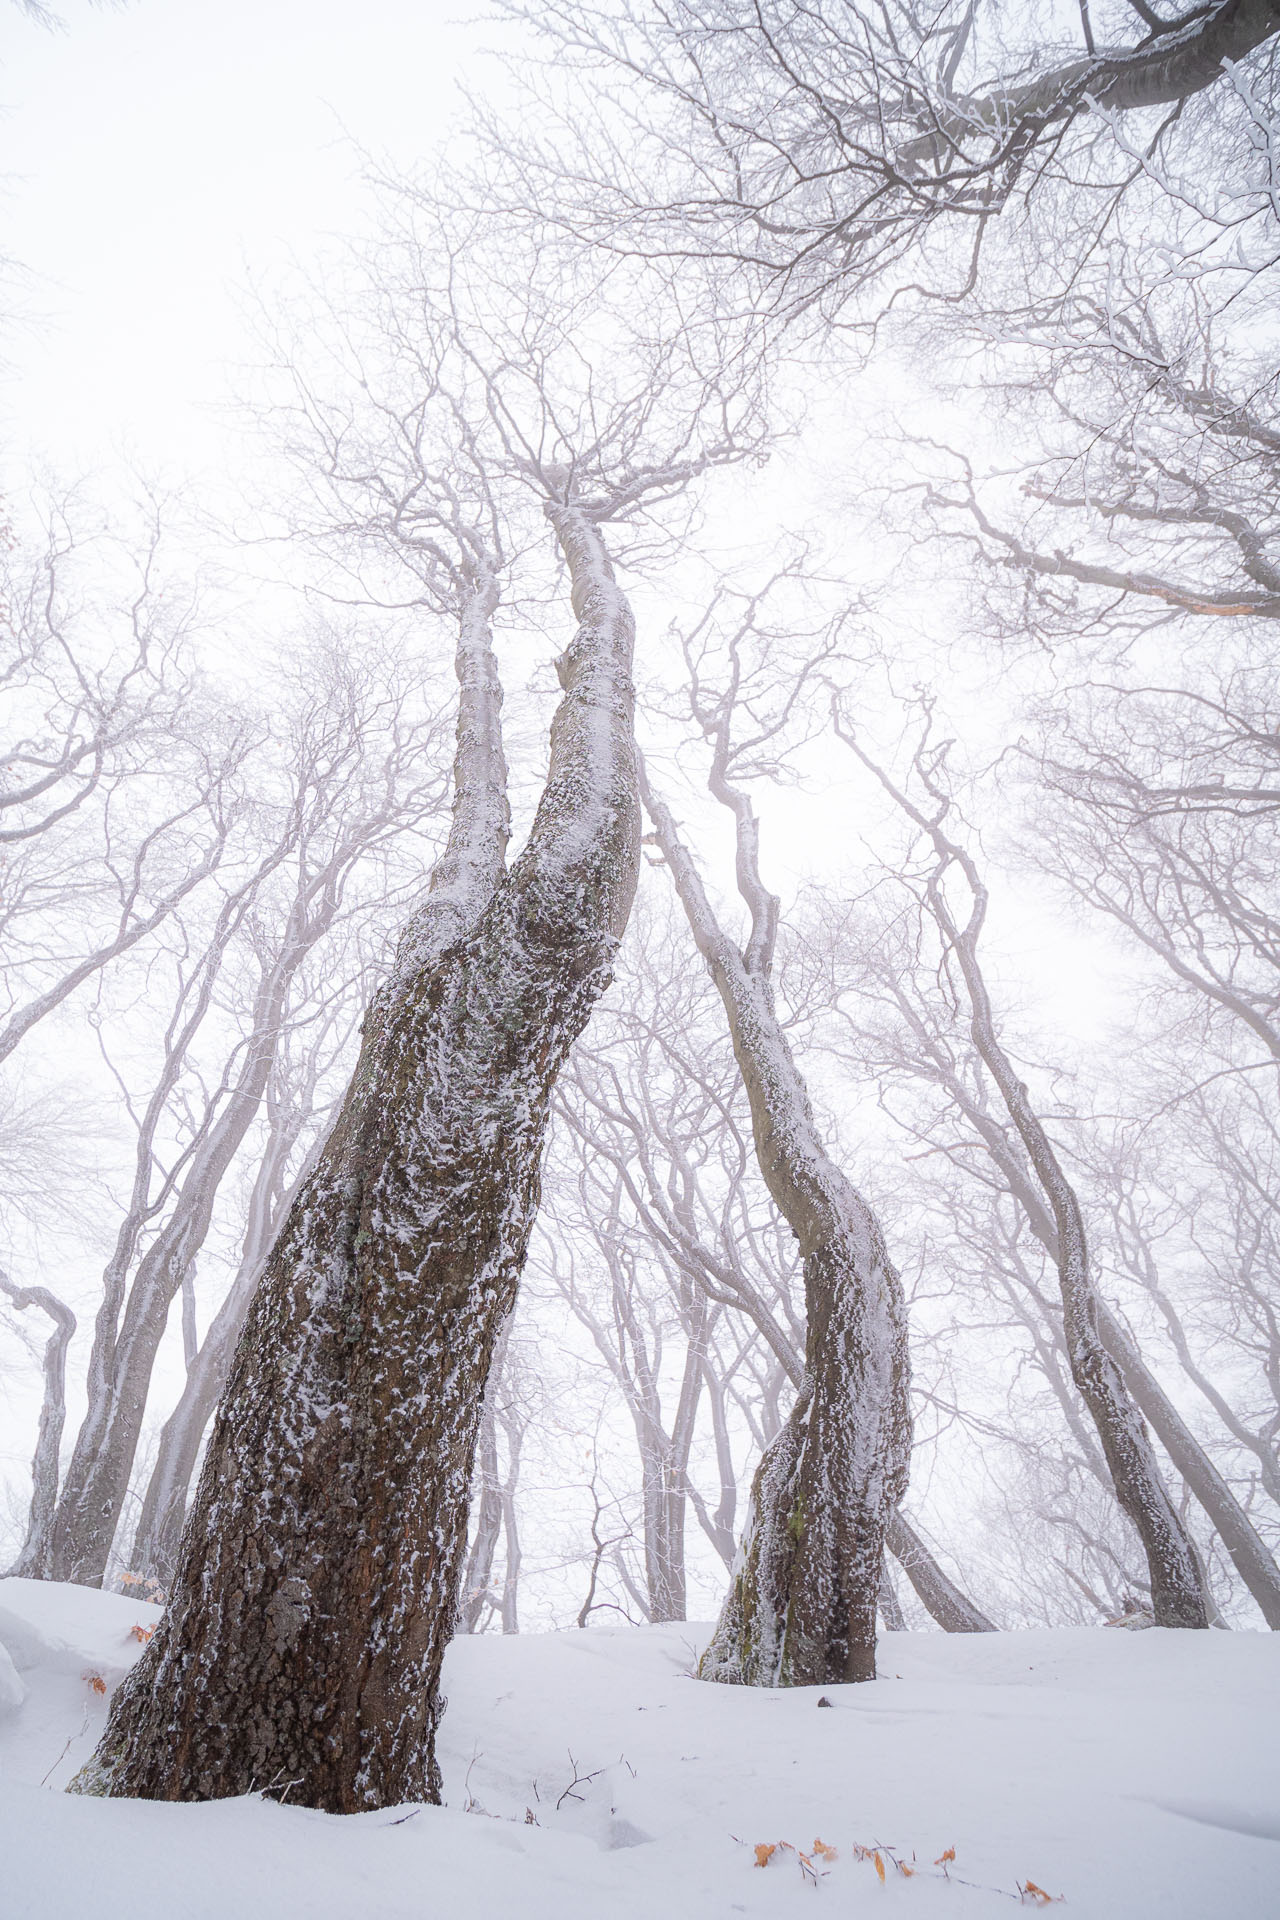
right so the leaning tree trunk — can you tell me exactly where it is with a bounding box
[957,935,1206,1627]
[0,1273,76,1578]
[128,1097,312,1589]
[642,766,911,1686]
[45,878,346,1589]
[1096,1305,1280,1627]
[75,510,640,1811]
[892,1000,1280,1626]
[841,728,1209,1628]
[887,1513,996,1632]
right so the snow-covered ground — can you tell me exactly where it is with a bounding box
[0,1578,1276,1918]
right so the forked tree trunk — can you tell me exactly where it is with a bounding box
[642,767,911,1686]
[0,1274,76,1578]
[75,509,640,1810]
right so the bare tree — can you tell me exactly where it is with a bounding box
[35,631,449,1587]
[497,0,1280,330]
[628,578,911,1686]
[458,1327,530,1634]
[548,892,994,1631]
[0,1269,75,1576]
[75,193,762,1806]
[126,974,365,1587]
[835,705,1209,1625]
[0,493,243,1068]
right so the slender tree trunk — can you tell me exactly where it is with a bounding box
[129,1102,314,1587]
[841,733,1207,1629]
[459,1322,515,1634]
[47,913,329,1587]
[954,917,1205,1626]
[878,1561,906,1632]
[460,1404,505,1633]
[75,514,640,1811]
[1,1274,76,1578]
[893,1012,1280,1625]
[642,765,911,1686]
[1097,1305,1280,1628]
[499,1477,522,1634]
[887,1513,996,1632]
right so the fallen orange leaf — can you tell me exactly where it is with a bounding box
[935,1847,956,1865]
[754,1843,777,1869]
[812,1838,838,1862]
[874,1851,886,1884]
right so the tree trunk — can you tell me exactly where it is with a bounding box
[74,511,640,1811]
[45,902,341,1588]
[887,999,1280,1626]
[887,1513,996,1632]
[129,1101,314,1588]
[642,765,911,1686]
[840,736,1207,1629]
[1098,1304,1280,1628]
[459,1403,505,1633]
[878,1561,906,1632]
[1,1274,76,1578]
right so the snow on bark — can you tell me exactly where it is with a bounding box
[957,915,1208,1628]
[641,766,911,1686]
[126,570,509,1594]
[840,726,1208,1630]
[0,1274,76,1579]
[952,945,1209,1627]
[390,568,510,980]
[72,508,640,1811]
[1096,1305,1280,1629]
[128,1105,312,1587]
[45,921,327,1589]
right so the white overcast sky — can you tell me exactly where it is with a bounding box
[0,0,1128,1041]
[2,0,486,477]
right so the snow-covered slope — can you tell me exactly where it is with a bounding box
[0,1579,1276,1918]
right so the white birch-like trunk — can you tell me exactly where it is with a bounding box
[1,1274,77,1579]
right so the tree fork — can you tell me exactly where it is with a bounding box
[73,509,640,1811]
[641,762,912,1687]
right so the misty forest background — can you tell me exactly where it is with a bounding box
[3,0,1280,1664]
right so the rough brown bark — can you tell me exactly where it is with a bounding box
[74,510,640,1811]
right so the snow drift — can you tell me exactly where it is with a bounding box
[0,1578,1276,1917]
